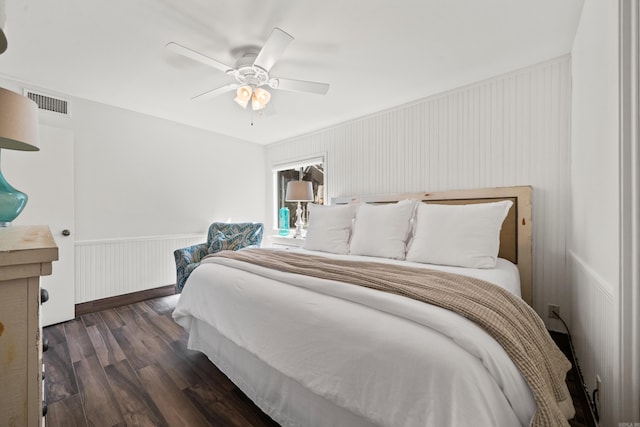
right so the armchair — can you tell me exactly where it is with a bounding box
[174,222,264,292]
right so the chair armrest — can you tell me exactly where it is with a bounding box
[174,243,209,266]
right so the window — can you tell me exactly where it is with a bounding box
[273,157,325,230]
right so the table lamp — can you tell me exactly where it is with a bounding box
[0,87,40,226]
[285,180,314,238]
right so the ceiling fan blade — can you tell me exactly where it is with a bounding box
[166,42,233,74]
[192,83,238,101]
[271,78,330,95]
[253,28,294,72]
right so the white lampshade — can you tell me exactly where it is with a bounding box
[0,87,39,151]
[285,181,314,202]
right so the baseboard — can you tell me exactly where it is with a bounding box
[75,284,177,317]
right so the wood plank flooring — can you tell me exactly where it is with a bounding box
[43,294,279,427]
[44,295,591,427]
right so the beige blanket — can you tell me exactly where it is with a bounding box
[208,249,573,427]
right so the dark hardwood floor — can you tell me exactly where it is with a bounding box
[551,331,598,427]
[43,294,279,427]
[44,295,592,427]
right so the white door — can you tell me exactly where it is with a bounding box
[4,125,75,326]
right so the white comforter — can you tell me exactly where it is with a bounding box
[173,249,536,427]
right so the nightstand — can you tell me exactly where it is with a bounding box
[271,234,305,250]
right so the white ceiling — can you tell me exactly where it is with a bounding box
[0,0,584,145]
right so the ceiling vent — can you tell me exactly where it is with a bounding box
[23,89,70,117]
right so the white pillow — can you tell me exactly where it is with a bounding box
[406,200,513,268]
[349,200,416,259]
[303,204,356,254]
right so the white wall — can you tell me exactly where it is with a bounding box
[266,56,572,327]
[570,0,619,425]
[571,1,619,289]
[68,96,265,240]
[0,76,266,301]
[0,77,266,238]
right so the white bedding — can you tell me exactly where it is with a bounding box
[173,249,535,427]
[289,248,523,297]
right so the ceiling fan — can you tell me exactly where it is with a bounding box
[166,27,330,111]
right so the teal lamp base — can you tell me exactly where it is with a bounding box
[0,160,28,227]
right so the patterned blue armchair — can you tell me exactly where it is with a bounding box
[174,222,264,292]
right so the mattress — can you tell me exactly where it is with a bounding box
[173,248,540,427]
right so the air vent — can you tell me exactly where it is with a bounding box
[23,89,70,117]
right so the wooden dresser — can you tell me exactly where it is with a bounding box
[0,226,58,427]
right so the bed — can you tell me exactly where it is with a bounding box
[173,186,575,427]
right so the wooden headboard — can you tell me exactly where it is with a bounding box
[332,186,533,306]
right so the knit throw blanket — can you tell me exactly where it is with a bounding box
[207,249,572,427]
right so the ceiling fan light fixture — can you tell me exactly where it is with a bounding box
[167,27,330,113]
[236,85,252,100]
[251,87,271,111]
[234,85,252,109]
[251,97,265,111]
[254,87,271,103]
[234,96,249,109]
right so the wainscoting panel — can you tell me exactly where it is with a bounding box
[569,251,615,426]
[266,55,572,325]
[75,234,204,303]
